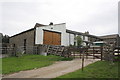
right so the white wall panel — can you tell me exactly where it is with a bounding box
[35,23,67,46]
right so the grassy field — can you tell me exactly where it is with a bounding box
[53,61,119,79]
[2,54,73,74]
[0,58,1,74]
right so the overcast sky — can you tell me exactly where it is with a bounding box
[0,0,119,36]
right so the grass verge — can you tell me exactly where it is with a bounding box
[0,58,1,74]
[53,61,119,79]
[2,54,73,74]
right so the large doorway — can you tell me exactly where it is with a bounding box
[43,30,61,45]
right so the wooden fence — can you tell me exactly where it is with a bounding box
[63,45,116,61]
[1,44,117,61]
[45,45,104,60]
[0,47,15,56]
[114,47,120,56]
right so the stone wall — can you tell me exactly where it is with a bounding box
[9,29,35,54]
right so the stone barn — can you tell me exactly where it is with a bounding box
[9,22,102,54]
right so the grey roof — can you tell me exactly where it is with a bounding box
[10,28,35,38]
[35,23,66,27]
[10,23,48,38]
[66,29,83,35]
[10,23,101,40]
[34,23,46,27]
[10,23,66,38]
[66,29,102,39]
[100,34,119,39]
[85,34,102,39]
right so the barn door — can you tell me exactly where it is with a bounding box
[52,32,61,45]
[43,30,61,45]
[43,31,53,45]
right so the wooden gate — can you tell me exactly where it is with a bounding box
[65,46,103,60]
[85,46,103,59]
[43,30,61,45]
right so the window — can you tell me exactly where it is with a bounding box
[74,42,76,46]
[24,39,26,51]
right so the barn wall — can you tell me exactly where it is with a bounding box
[69,34,75,46]
[35,23,67,46]
[65,32,88,46]
[9,29,35,54]
[65,33,70,46]
[65,33,76,46]
[66,33,87,46]
[84,36,88,41]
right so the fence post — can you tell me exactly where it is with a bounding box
[101,45,103,61]
[80,52,81,59]
[74,48,75,58]
[68,50,69,58]
[93,47,95,59]
[86,48,88,59]
[82,50,85,71]
[79,48,81,59]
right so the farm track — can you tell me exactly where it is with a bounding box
[3,59,99,79]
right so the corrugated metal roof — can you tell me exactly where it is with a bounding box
[100,34,119,39]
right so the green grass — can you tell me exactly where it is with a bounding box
[53,61,119,79]
[0,58,2,74]
[2,54,73,74]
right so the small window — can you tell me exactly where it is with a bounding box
[74,42,76,46]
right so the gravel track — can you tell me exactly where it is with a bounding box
[3,59,100,78]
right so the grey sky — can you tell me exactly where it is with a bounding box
[118,1,120,36]
[0,0,119,36]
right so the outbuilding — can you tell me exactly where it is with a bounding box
[9,23,102,54]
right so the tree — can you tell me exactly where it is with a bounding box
[75,36,83,47]
[2,35,9,43]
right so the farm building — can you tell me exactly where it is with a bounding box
[9,23,102,54]
[100,34,120,47]
[0,33,3,54]
[0,33,9,54]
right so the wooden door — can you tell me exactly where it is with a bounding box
[43,30,61,45]
[43,31,52,45]
[52,32,61,45]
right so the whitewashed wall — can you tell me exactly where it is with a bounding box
[69,34,74,46]
[84,36,88,41]
[65,33,75,46]
[66,33,70,46]
[35,23,89,46]
[35,23,67,46]
[82,36,89,46]
[65,33,86,46]
[81,36,83,40]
